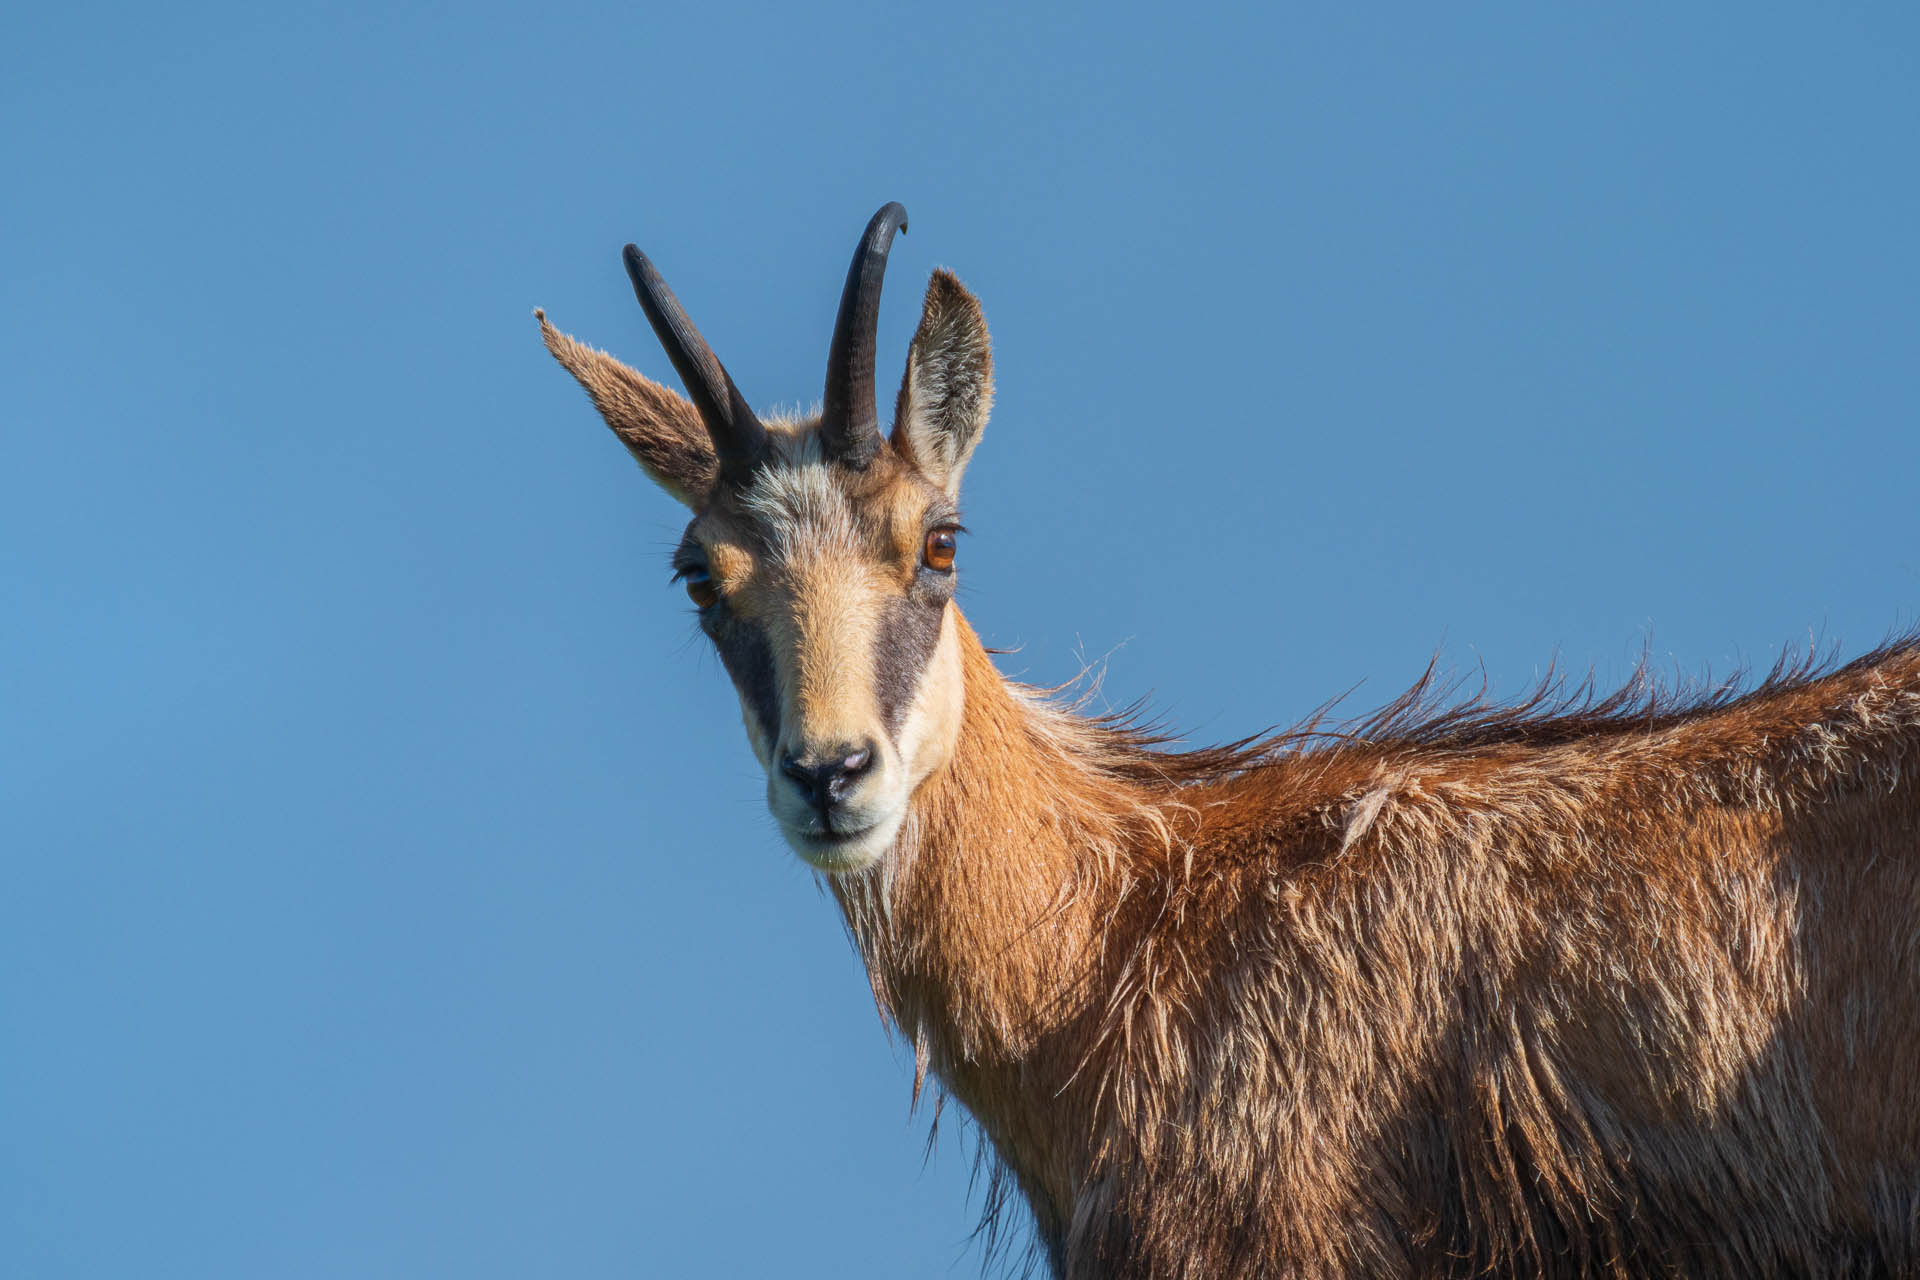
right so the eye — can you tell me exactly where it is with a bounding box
[681,567,719,609]
[923,527,958,573]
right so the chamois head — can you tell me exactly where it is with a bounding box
[539,204,993,871]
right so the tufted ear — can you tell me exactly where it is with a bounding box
[890,270,993,498]
[537,310,717,508]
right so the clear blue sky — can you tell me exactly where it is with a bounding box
[5,3,1918,1275]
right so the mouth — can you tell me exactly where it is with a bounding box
[784,819,889,872]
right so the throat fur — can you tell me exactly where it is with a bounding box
[829,611,1182,1256]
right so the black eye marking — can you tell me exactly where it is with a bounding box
[876,526,960,733]
[875,593,945,736]
[705,610,781,743]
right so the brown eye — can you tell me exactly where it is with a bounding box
[923,528,957,572]
[682,569,719,609]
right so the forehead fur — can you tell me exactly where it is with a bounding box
[696,416,945,567]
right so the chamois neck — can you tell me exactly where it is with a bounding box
[831,608,1172,1238]
[836,609,1159,1066]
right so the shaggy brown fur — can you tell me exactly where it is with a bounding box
[836,625,1920,1278]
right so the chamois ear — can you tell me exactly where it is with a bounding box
[536,310,718,508]
[891,270,993,497]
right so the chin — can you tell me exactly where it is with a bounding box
[781,810,904,873]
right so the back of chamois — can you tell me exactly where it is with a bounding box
[540,204,1920,1278]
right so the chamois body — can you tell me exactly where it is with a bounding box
[841,622,1920,1278]
[540,204,1920,1277]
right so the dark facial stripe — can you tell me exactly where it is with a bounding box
[705,610,780,744]
[874,573,953,736]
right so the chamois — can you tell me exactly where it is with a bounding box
[539,204,1920,1278]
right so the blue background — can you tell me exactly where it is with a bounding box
[6,3,1917,1275]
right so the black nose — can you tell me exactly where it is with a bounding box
[780,744,875,813]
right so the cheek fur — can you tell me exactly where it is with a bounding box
[706,611,781,746]
[874,575,955,737]
[892,607,966,782]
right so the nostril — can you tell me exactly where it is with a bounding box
[823,745,875,806]
[782,744,878,812]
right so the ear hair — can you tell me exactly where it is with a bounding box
[537,310,717,507]
[891,270,993,497]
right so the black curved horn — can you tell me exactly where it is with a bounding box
[821,202,908,468]
[622,244,768,479]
